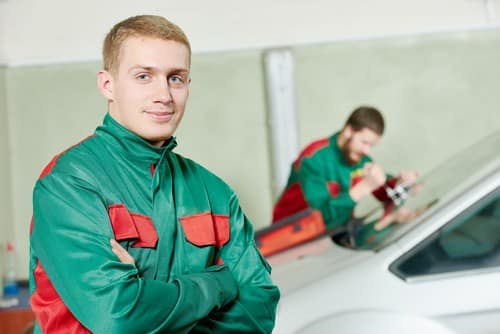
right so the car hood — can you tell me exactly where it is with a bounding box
[270,237,372,295]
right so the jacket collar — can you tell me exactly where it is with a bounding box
[329,132,341,154]
[95,113,177,164]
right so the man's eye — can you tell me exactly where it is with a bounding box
[169,75,184,86]
[137,74,150,80]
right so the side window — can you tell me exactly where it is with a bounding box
[390,188,500,279]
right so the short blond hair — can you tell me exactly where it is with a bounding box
[103,15,191,74]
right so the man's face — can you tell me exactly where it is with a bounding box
[342,127,381,164]
[99,36,191,146]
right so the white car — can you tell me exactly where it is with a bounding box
[270,131,500,334]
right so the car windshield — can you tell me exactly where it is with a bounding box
[347,130,500,251]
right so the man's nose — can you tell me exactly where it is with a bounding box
[154,78,173,103]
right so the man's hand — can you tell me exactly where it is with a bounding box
[375,206,417,230]
[110,239,136,266]
[397,170,419,186]
[363,163,387,189]
[350,163,387,201]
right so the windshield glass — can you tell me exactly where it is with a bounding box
[346,130,500,251]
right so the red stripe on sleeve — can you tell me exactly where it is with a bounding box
[30,261,91,333]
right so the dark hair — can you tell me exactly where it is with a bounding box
[345,106,385,135]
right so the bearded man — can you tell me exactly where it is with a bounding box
[271,106,417,231]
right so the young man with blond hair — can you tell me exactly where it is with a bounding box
[29,15,279,333]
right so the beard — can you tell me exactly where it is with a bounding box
[341,138,362,165]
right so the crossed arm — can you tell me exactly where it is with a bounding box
[31,175,278,333]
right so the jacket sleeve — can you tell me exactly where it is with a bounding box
[31,172,237,334]
[355,221,395,249]
[296,157,356,228]
[372,174,397,203]
[192,192,280,333]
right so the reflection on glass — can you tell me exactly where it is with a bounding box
[344,131,500,251]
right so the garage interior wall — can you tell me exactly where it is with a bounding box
[293,28,500,174]
[0,66,12,286]
[1,0,500,280]
[5,27,500,279]
[5,51,274,280]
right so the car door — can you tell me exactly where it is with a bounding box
[389,186,500,333]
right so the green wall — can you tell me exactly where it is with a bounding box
[5,27,500,279]
[0,66,11,287]
[177,50,273,228]
[293,28,500,174]
[7,62,106,280]
[7,51,272,278]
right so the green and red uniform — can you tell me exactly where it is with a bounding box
[272,133,393,229]
[29,114,279,333]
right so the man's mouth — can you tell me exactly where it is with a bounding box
[145,110,174,121]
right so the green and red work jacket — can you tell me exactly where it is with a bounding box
[272,132,394,228]
[29,113,279,333]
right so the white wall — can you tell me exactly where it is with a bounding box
[0,2,6,62]
[1,0,499,65]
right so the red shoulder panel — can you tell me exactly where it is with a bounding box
[38,134,95,180]
[293,138,329,170]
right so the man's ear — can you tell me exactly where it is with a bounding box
[97,70,114,100]
[343,124,353,139]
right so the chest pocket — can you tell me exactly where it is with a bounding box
[179,212,230,247]
[108,204,158,248]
